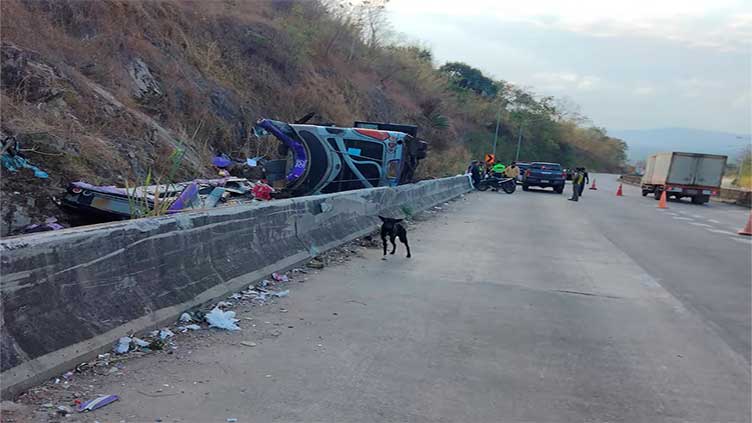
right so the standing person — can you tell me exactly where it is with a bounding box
[504,161,520,180]
[469,160,482,188]
[569,168,583,201]
[577,167,589,197]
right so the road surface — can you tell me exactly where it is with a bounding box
[13,174,752,422]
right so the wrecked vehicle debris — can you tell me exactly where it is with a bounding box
[1,135,49,179]
[254,118,428,197]
[61,177,268,221]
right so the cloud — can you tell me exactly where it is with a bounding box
[389,0,752,51]
[386,0,751,133]
[674,78,726,97]
[634,85,656,96]
[530,72,602,92]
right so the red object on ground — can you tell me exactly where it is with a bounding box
[739,212,752,236]
[616,183,623,196]
[658,190,668,209]
[589,179,597,190]
[252,183,273,201]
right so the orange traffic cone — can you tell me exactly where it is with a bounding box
[615,183,623,196]
[739,212,752,236]
[589,179,597,190]
[658,190,668,209]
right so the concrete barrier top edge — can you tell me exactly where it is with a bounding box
[0,176,468,248]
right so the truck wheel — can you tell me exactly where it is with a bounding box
[522,184,529,191]
[555,186,564,194]
[691,195,709,205]
[642,190,648,197]
[654,189,662,200]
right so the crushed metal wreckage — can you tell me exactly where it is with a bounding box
[60,117,427,223]
[254,118,428,196]
[61,177,272,220]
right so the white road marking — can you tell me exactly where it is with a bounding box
[705,228,736,236]
[672,217,694,221]
[731,237,752,245]
[689,222,713,228]
[691,215,703,219]
[708,219,721,224]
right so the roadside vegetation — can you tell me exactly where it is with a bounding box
[0,0,627,234]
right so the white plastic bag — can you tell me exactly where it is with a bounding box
[114,337,131,354]
[205,307,241,331]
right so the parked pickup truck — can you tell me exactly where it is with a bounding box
[641,152,727,204]
[522,162,566,193]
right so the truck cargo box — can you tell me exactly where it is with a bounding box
[640,152,727,204]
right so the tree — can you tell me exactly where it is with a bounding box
[439,62,498,97]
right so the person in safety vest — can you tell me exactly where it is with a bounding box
[569,168,584,201]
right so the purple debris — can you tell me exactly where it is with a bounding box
[77,395,119,412]
[212,156,232,168]
[168,182,199,212]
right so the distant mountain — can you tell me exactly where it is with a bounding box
[608,128,751,163]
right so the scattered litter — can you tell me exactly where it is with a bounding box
[22,217,64,233]
[177,324,201,332]
[56,405,73,415]
[1,150,49,178]
[179,313,193,322]
[63,371,74,380]
[148,339,165,350]
[259,280,270,287]
[133,338,150,347]
[205,307,240,331]
[270,289,289,298]
[77,395,119,412]
[240,341,257,347]
[216,301,234,308]
[212,155,232,168]
[306,259,324,269]
[272,272,289,282]
[251,182,273,200]
[292,268,307,274]
[114,337,132,354]
[230,293,243,300]
[159,328,174,339]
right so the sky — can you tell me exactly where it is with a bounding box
[386,0,752,135]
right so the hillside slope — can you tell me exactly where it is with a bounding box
[0,0,626,235]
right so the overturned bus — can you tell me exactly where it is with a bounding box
[255,119,428,197]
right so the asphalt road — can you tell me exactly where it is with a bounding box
[16,175,752,422]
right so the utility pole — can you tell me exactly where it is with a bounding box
[492,101,502,158]
[515,120,524,162]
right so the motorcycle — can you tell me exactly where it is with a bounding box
[476,175,516,194]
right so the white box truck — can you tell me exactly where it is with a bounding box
[641,152,727,204]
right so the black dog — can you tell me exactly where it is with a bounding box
[378,216,411,258]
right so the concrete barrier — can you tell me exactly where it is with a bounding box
[0,176,473,398]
